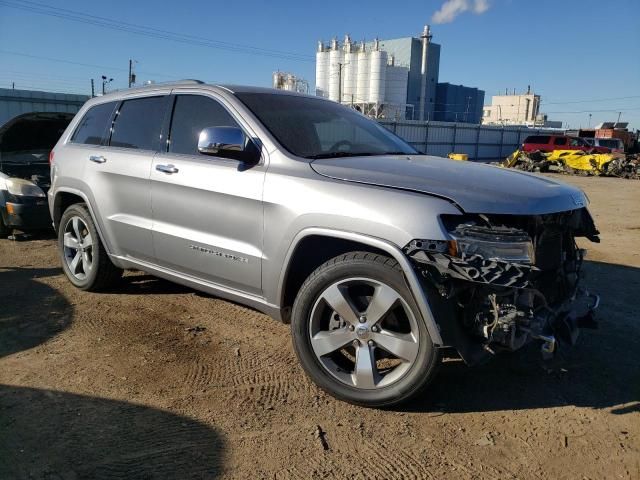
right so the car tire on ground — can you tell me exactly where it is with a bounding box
[58,203,122,291]
[0,212,9,237]
[291,251,440,407]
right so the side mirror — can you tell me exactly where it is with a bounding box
[197,126,260,164]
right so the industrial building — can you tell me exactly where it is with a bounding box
[0,88,88,125]
[315,26,441,120]
[482,90,540,125]
[272,71,309,94]
[434,83,485,124]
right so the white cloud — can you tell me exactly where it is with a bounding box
[431,0,491,24]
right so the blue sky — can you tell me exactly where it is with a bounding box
[1,0,639,129]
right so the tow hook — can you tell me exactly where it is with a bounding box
[533,334,556,360]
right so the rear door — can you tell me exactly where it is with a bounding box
[149,92,265,295]
[82,93,170,261]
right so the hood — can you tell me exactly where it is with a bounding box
[310,155,588,215]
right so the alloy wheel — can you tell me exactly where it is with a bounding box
[62,216,94,281]
[309,277,420,390]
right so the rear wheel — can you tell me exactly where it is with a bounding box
[58,203,122,291]
[291,252,440,407]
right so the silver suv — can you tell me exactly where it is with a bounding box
[49,81,600,407]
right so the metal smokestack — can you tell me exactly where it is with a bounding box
[419,25,432,121]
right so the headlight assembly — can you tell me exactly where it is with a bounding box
[450,224,534,264]
[5,178,46,198]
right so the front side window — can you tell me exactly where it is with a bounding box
[235,93,416,159]
[168,95,240,155]
[110,96,167,150]
[554,137,568,146]
[71,101,117,145]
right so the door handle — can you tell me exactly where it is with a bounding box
[89,155,106,164]
[156,164,179,174]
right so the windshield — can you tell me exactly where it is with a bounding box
[234,92,417,159]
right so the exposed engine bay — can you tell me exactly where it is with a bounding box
[405,208,600,364]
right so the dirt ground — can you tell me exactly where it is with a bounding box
[1,175,639,479]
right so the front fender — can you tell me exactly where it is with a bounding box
[276,227,444,346]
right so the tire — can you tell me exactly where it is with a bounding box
[58,203,122,291]
[0,211,10,237]
[291,251,440,407]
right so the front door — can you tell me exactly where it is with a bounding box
[150,93,265,295]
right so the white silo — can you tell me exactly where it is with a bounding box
[315,41,329,98]
[368,39,387,104]
[355,41,369,104]
[342,35,357,104]
[328,38,343,102]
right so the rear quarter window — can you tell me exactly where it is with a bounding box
[70,101,117,145]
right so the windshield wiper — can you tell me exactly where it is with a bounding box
[307,152,379,160]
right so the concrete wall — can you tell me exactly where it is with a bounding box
[0,88,88,125]
[379,119,561,161]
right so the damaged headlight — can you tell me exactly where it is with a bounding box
[5,178,46,198]
[449,224,535,265]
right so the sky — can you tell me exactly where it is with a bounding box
[1,0,639,129]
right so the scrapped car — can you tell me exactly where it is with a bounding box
[0,112,74,236]
[48,82,600,407]
[522,134,610,154]
[584,137,625,153]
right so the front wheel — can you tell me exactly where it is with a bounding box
[291,252,440,407]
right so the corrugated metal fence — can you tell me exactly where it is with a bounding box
[378,119,560,161]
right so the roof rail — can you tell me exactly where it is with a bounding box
[138,79,205,87]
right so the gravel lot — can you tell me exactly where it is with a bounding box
[1,175,638,479]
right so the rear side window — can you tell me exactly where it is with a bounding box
[554,137,567,145]
[168,95,240,155]
[71,101,117,145]
[524,136,549,144]
[110,96,167,150]
[599,139,619,149]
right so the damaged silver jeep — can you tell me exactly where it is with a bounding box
[49,84,599,407]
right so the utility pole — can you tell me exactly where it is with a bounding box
[588,113,592,127]
[617,111,622,123]
[90,79,95,98]
[128,59,137,88]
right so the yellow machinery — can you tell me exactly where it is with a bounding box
[448,153,468,161]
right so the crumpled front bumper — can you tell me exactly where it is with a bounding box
[404,240,599,363]
[1,199,51,230]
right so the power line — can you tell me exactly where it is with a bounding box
[0,49,178,79]
[0,0,314,62]
[543,95,640,105]
[543,107,640,114]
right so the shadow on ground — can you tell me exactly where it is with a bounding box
[0,385,225,479]
[403,260,640,415]
[114,273,193,295]
[0,266,71,358]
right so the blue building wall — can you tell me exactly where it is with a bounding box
[434,83,485,124]
[0,88,88,125]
